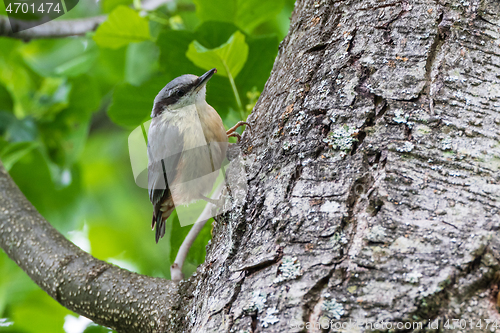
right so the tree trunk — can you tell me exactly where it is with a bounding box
[1,0,500,332]
[175,0,500,331]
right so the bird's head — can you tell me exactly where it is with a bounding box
[151,68,216,117]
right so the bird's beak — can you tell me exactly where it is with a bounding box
[195,68,217,91]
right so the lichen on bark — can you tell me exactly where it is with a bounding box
[177,0,500,331]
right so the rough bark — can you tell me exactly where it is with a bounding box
[176,0,500,331]
[1,0,500,331]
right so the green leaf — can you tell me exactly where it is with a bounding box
[236,34,279,102]
[20,38,99,78]
[101,0,133,13]
[38,115,90,168]
[88,47,126,95]
[0,140,38,171]
[253,0,295,39]
[0,0,6,15]
[0,112,12,135]
[0,84,13,112]
[193,0,285,32]
[93,6,151,49]
[0,38,40,118]
[32,77,71,120]
[8,149,82,232]
[0,111,37,142]
[107,76,168,128]
[186,31,248,78]
[66,76,102,122]
[88,225,134,260]
[125,41,159,86]
[176,10,199,31]
[194,21,238,49]
[0,40,78,120]
[10,290,71,333]
[202,74,237,120]
[157,29,198,76]
[28,76,97,169]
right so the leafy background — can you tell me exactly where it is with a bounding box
[0,0,294,332]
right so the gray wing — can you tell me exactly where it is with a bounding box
[147,118,184,243]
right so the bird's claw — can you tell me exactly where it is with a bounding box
[227,121,251,143]
[228,132,242,142]
[226,121,251,135]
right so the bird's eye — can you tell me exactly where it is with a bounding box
[176,90,185,97]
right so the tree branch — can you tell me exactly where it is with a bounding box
[0,15,106,39]
[0,0,180,40]
[0,162,178,333]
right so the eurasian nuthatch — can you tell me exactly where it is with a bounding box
[147,68,248,243]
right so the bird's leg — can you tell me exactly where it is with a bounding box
[227,132,241,142]
[171,183,224,282]
[226,121,251,136]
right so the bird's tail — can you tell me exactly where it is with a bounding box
[152,211,171,243]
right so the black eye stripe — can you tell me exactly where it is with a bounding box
[165,94,181,105]
[152,81,200,117]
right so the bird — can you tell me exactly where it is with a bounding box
[147,68,248,243]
